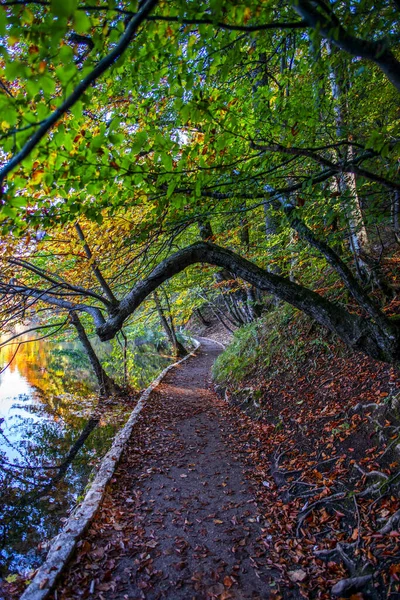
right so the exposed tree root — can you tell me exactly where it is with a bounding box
[379,509,400,534]
[331,574,373,597]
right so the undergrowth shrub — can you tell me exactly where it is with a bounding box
[212,304,341,388]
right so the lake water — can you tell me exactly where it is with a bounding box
[0,336,172,576]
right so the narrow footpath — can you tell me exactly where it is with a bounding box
[54,339,276,600]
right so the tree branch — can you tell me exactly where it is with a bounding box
[0,0,158,186]
[291,0,400,91]
[74,222,119,306]
[251,141,400,192]
[9,257,111,306]
[1,282,105,327]
[0,2,307,32]
[0,321,68,348]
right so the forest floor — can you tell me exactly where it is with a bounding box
[5,321,400,600]
[50,338,285,600]
[211,311,400,600]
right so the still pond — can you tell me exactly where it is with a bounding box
[0,336,172,576]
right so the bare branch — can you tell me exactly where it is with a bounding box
[74,222,118,305]
[9,257,111,306]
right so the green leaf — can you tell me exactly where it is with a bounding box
[109,133,124,145]
[10,197,28,208]
[41,76,56,96]
[167,179,176,198]
[0,8,6,36]
[108,117,120,133]
[70,101,83,119]
[161,152,173,171]
[0,204,17,219]
[1,105,17,127]
[26,78,41,98]
[50,0,78,18]
[5,61,26,81]
[91,135,104,150]
[73,10,91,33]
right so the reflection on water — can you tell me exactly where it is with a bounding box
[0,336,171,575]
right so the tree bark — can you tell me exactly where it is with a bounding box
[153,291,187,357]
[96,241,400,364]
[74,222,119,307]
[69,311,121,396]
[198,220,213,241]
[325,43,373,281]
[392,191,400,243]
[291,0,400,92]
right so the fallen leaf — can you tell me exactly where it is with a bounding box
[288,569,307,583]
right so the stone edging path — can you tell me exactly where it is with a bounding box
[21,340,201,600]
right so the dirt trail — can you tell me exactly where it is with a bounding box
[54,339,275,599]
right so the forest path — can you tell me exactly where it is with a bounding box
[54,339,275,600]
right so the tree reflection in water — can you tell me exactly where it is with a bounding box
[0,337,171,575]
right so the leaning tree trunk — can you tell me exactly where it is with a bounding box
[96,242,400,364]
[69,311,122,397]
[196,307,211,327]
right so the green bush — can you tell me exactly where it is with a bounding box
[212,304,335,388]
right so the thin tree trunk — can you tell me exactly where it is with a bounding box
[325,43,393,296]
[326,43,370,277]
[209,304,235,333]
[250,44,282,268]
[153,291,187,357]
[118,330,128,387]
[214,272,245,326]
[161,289,188,357]
[197,291,236,332]
[392,191,400,244]
[69,311,121,397]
